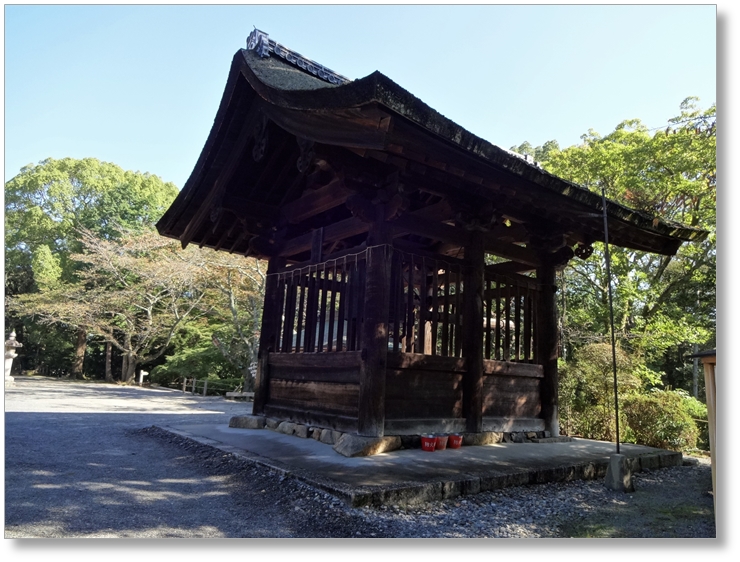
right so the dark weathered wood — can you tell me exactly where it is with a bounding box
[390,249,402,353]
[482,375,541,418]
[295,269,307,352]
[281,276,297,353]
[336,261,347,351]
[523,289,532,362]
[317,263,329,352]
[504,281,511,360]
[431,264,439,356]
[462,236,485,432]
[327,264,338,351]
[406,255,415,353]
[310,227,324,263]
[442,267,451,356]
[253,256,285,414]
[418,257,427,354]
[269,350,363,369]
[281,178,353,224]
[537,263,559,436]
[357,244,392,437]
[482,359,543,378]
[268,379,360,416]
[485,278,492,360]
[515,285,522,361]
[494,279,501,360]
[386,351,467,372]
[262,404,359,434]
[454,264,462,357]
[385,368,464,419]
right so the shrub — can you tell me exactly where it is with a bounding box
[621,389,699,451]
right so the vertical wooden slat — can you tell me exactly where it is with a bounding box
[356,253,367,351]
[454,266,462,357]
[295,270,307,353]
[495,278,501,360]
[336,260,347,352]
[442,267,450,356]
[418,257,427,354]
[431,263,439,356]
[485,278,492,360]
[406,255,415,353]
[304,268,316,352]
[390,250,401,353]
[504,281,511,360]
[523,288,532,362]
[317,263,328,352]
[346,256,357,351]
[273,276,286,352]
[327,263,338,352]
[515,283,522,361]
[281,272,297,353]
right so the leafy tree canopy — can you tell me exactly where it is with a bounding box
[5,157,178,295]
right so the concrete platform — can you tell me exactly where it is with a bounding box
[159,423,682,507]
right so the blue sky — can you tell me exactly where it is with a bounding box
[3,3,718,189]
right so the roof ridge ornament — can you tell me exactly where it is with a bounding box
[247,28,351,86]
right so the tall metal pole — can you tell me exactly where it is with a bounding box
[601,187,621,454]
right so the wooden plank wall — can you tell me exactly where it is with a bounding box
[384,352,464,420]
[481,359,543,418]
[266,352,361,418]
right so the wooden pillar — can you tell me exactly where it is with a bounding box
[357,242,392,437]
[463,235,485,433]
[536,263,559,436]
[253,256,284,415]
[699,352,716,516]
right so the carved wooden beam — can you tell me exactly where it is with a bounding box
[280,178,353,224]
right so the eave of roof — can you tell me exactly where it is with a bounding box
[157,41,708,256]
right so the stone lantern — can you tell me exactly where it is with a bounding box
[5,330,23,386]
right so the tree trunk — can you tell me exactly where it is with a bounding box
[105,341,113,382]
[122,353,137,383]
[71,327,87,379]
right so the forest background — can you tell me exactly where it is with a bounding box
[4,98,716,453]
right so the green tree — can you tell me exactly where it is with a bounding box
[4,157,178,377]
[7,228,208,383]
[517,99,715,393]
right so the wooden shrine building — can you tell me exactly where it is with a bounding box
[157,30,706,439]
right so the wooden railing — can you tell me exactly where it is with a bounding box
[483,271,539,363]
[269,246,540,362]
[273,251,366,353]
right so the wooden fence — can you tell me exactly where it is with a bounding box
[269,246,540,363]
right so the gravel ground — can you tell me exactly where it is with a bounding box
[4,376,716,539]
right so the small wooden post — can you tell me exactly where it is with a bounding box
[182,378,187,393]
[253,256,285,415]
[357,243,392,437]
[202,379,208,396]
[463,236,485,433]
[191,378,197,395]
[537,263,559,436]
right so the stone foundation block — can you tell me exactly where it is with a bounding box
[320,429,335,445]
[604,453,635,493]
[333,434,402,458]
[463,432,503,446]
[265,418,281,430]
[294,424,309,438]
[277,421,296,435]
[229,415,265,429]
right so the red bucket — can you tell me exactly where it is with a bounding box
[421,435,436,452]
[435,435,449,450]
[448,434,463,449]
